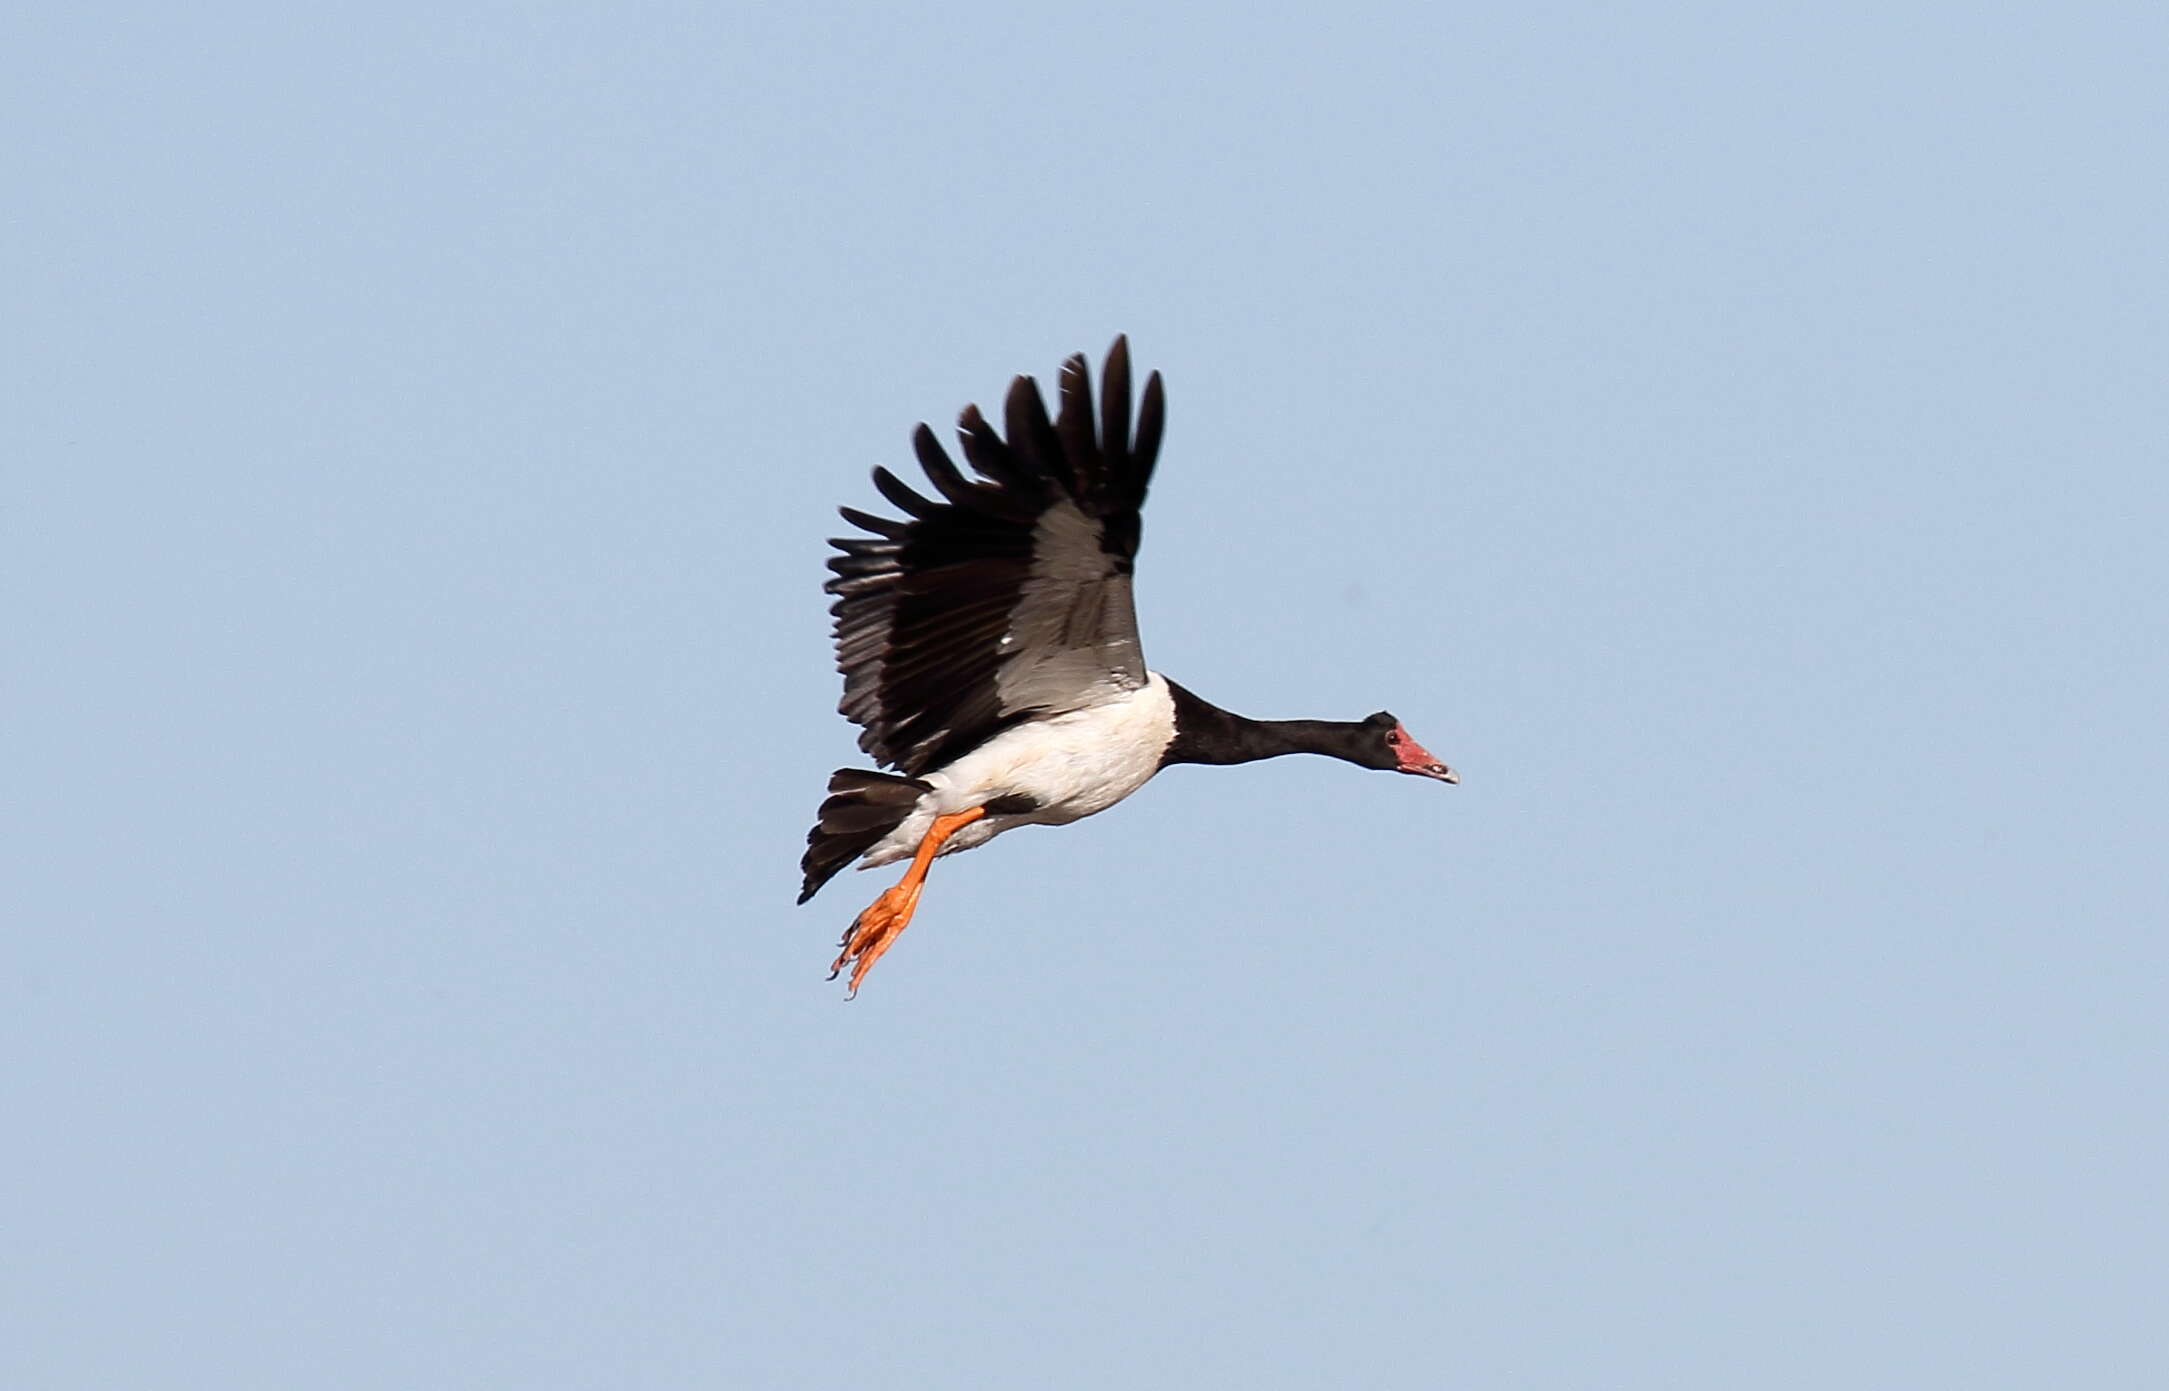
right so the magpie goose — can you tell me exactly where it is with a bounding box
[802,337,1456,994]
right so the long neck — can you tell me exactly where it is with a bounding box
[1161,681,1376,768]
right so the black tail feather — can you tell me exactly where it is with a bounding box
[797,769,931,904]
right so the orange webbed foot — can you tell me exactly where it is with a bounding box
[828,880,923,999]
[824,805,987,999]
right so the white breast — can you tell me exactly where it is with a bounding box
[858,673,1177,870]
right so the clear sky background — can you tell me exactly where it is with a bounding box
[7,3,2166,1387]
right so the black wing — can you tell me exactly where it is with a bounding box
[824,336,1167,777]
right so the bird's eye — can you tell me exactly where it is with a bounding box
[1385,731,1401,745]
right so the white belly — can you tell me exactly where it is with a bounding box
[859,673,1177,869]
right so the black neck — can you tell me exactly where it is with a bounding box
[1161,680,1380,769]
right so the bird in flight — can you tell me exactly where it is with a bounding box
[802,337,1457,995]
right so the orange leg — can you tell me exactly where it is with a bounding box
[829,806,986,997]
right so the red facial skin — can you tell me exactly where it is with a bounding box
[1390,723,1458,782]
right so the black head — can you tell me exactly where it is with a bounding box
[1359,711,1459,782]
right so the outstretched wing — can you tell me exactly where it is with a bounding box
[824,336,1166,777]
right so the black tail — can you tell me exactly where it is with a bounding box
[798,768,932,904]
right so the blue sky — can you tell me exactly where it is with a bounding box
[7,3,2167,1386]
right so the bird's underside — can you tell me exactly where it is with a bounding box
[814,672,1180,996]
